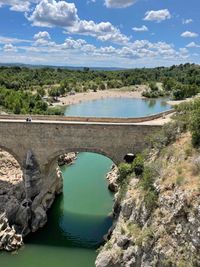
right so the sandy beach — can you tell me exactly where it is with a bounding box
[53,88,145,107]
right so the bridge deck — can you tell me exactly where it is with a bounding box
[0,109,174,125]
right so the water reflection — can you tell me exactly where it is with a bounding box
[25,193,112,249]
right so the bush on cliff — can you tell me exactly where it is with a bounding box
[117,163,132,184]
[190,108,200,147]
[139,166,158,210]
[148,121,186,150]
[132,154,144,176]
[175,98,200,147]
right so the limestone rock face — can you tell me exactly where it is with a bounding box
[97,184,200,267]
[106,165,119,192]
[31,206,47,232]
[24,150,41,199]
[96,134,200,267]
[58,152,77,166]
[0,213,23,251]
[0,149,64,251]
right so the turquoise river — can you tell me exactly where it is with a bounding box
[0,97,171,267]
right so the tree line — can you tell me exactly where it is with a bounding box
[0,63,200,114]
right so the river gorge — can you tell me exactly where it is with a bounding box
[0,97,171,267]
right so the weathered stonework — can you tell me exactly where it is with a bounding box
[0,119,161,168]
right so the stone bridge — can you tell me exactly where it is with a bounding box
[0,113,171,233]
[0,113,171,165]
[0,111,171,198]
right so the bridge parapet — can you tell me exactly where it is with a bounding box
[0,109,174,124]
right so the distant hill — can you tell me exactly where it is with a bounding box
[0,62,126,71]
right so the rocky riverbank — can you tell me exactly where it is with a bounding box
[58,152,77,166]
[0,213,23,251]
[106,165,119,193]
[0,149,65,251]
[96,132,200,267]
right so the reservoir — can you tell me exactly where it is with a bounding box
[64,97,171,117]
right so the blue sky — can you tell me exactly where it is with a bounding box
[0,0,199,67]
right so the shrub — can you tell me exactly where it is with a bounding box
[139,165,158,210]
[132,154,144,176]
[191,156,200,175]
[117,163,132,184]
[176,176,185,186]
[173,89,185,100]
[140,166,155,191]
[148,121,186,150]
[149,82,159,92]
[190,108,200,147]
[175,98,200,147]
[144,190,158,210]
[117,163,132,201]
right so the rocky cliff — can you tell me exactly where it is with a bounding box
[0,149,63,250]
[58,152,77,166]
[0,213,23,251]
[96,132,200,267]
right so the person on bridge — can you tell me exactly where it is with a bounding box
[26,116,32,122]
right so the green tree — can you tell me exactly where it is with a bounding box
[190,108,200,147]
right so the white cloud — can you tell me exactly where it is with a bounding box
[181,31,198,38]
[67,20,129,44]
[144,9,171,22]
[182,18,193,25]
[0,36,31,44]
[28,0,130,45]
[179,48,188,54]
[0,0,39,12]
[186,42,200,48]
[0,36,195,68]
[33,31,55,46]
[34,31,51,40]
[132,25,148,32]
[104,0,137,8]
[60,38,87,50]
[3,43,17,52]
[28,0,79,27]
[87,0,96,4]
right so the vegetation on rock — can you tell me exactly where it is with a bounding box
[96,98,200,267]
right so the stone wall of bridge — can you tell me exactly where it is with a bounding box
[0,120,162,167]
[0,119,162,235]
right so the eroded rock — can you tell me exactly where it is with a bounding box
[0,213,23,251]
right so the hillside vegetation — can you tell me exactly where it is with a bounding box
[0,63,200,114]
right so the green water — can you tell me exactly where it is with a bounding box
[0,153,113,267]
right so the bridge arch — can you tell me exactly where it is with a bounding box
[0,145,24,170]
